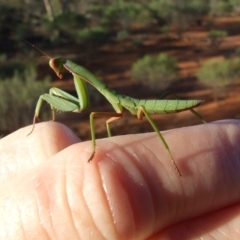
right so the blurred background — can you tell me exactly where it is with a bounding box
[1,0,240,140]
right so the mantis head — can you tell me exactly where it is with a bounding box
[49,57,66,79]
[22,39,66,79]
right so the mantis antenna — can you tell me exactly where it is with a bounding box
[21,38,52,59]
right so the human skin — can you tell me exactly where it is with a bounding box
[0,120,240,239]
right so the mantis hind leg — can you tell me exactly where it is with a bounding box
[106,116,122,137]
[88,112,122,162]
[159,90,206,124]
[137,105,181,176]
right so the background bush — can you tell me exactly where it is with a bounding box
[208,29,228,48]
[41,12,88,43]
[210,0,233,16]
[131,53,178,92]
[0,65,51,133]
[196,58,240,101]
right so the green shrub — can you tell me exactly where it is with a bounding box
[131,54,178,92]
[0,3,54,40]
[165,0,209,33]
[209,30,228,39]
[117,29,129,41]
[229,0,240,14]
[0,61,26,79]
[160,25,169,34]
[133,8,153,28]
[208,30,228,48]
[196,58,240,101]
[90,5,110,27]
[77,26,110,63]
[0,65,51,133]
[89,2,143,31]
[210,0,233,16]
[131,37,143,47]
[41,12,88,43]
[0,5,23,39]
[77,26,110,45]
[117,2,143,30]
[184,0,210,16]
[147,0,174,25]
[235,47,240,54]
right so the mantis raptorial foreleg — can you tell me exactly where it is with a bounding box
[28,87,82,135]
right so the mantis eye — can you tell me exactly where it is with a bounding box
[49,58,65,79]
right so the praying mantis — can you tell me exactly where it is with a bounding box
[27,43,205,176]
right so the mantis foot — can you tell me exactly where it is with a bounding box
[173,163,182,177]
[87,151,95,163]
[27,115,40,136]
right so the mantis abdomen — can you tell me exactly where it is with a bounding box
[136,99,202,114]
[116,96,202,115]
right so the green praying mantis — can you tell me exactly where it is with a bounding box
[27,43,205,176]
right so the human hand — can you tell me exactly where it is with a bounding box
[0,120,240,239]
